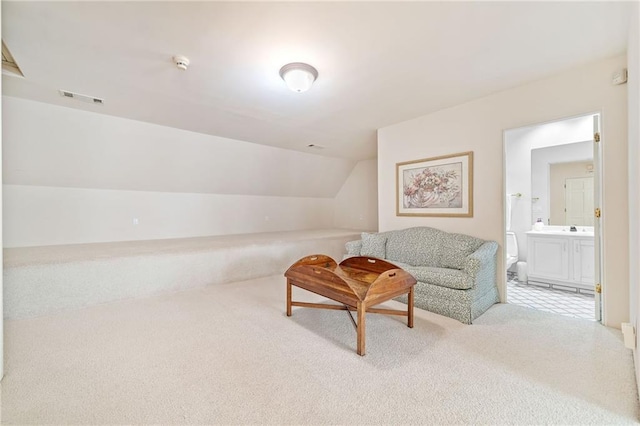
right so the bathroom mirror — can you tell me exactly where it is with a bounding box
[531,141,594,226]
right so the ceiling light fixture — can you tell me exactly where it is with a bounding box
[279,62,318,93]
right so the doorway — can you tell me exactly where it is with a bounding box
[504,113,602,321]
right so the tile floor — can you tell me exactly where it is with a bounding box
[507,276,596,320]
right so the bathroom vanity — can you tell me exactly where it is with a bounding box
[526,228,594,291]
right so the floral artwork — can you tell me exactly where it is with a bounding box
[402,163,462,208]
[396,152,473,217]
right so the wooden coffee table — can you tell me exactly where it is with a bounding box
[284,254,416,356]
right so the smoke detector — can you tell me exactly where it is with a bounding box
[173,55,190,71]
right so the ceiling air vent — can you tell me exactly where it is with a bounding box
[2,41,24,77]
[58,89,104,105]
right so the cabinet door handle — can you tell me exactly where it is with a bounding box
[575,243,579,253]
[563,243,566,252]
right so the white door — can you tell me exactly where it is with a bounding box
[593,115,602,322]
[565,177,594,226]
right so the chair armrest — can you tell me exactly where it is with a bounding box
[462,241,498,291]
[345,240,362,256]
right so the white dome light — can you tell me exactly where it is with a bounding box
[279,62,318,93]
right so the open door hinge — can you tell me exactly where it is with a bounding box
[594,132,600,142]
[595,208,601,218]
[595,283,602,294]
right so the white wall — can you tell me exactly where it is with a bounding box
[3,185,336,247]
[2,97,358,247]
[334,159,378,231]
[627,0,640,400]
[378,55,629,328]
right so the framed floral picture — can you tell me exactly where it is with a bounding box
[396,151,473,217]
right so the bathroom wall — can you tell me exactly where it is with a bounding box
[506,119,593,263]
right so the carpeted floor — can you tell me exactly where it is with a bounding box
[1,275,638,424]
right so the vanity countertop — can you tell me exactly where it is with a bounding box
[526,228,594,237]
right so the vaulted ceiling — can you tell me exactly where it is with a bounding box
[1,1,631,160]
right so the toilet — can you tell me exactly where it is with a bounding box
[506,231,519,271]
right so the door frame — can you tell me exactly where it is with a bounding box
[502,111,603,322]
[592,114,603,321]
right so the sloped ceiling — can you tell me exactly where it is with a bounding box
[1,1,631,160]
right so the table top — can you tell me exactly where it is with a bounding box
[285,254,416,304]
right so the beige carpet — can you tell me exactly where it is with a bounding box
[1,275,638,424]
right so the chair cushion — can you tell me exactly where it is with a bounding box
[405,266,474,290]
[360,232,387,259]
[439,233,484,270]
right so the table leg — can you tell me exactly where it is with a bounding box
[286,279,292,317]
[408,286,414,328]
[357,301,366,356]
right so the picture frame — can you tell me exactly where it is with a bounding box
[396,151,473,217]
